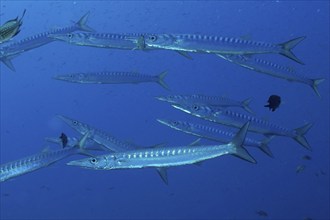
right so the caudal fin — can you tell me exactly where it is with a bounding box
[278,36,306,65]
[241,98,254,114]
[230,121,257,163]
[311,78,325,97]
[156,71,170,90]
[75,12,95,32]
[293,123,313,150]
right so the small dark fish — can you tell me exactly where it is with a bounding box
[0,9,26,43]
[256,210,268,217]
[264,95,281,112]
[59,132,68,148]
[302,155,312,160]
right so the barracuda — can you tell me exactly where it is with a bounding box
[53,71,169,90]
[67,122,256,171]
[157,119,273,157]
[0,133,90,182]
[49,32,145,50]
[57,115,170,184]
[172,103,313,150]
[0,12,94,71]
[216,54,325,97]
[141,34,306,64]
[156,94,253,114]
[0,9,26,43]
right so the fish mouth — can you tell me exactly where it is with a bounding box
[155,96,168,102]
[67,159,84,167]
[156,119,170,126]
[48,34,64,40]
[171,104,192,114]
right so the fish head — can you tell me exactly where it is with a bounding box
[53,73,86,83]
[57,115,91,135]
[155,94,186,104]
[48,33,85,44]
[157,119,193,132]
[172,103,214,119]
[67,155,109,170]
[144,34,176,48]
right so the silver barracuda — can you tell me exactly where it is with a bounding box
[140,34,306,64]
[53,71,169,90]
[0,12,94,71]
[156,94,253,114]
[157,119,273,157]
[217,54,325,97]
[0,133,90,182]
[57,115,169,184]
[49,32,146,50]
[172,102,313,150]
[0,9,26,43]
[67,122,256,171]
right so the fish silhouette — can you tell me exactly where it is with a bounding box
[264,95,281,112]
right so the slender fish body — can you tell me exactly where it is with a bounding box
[217,54,325,97]
[0,12,94,71]
[49,32,145,50]
[0,9,26,43]
[0,133,89,182]
[53,71,169,90]
[156,94,253,114]
[57,115,137,152]
[172,102,313,150]
[67,122,256,170]
[142,34,306,64]
[57,115,170,184]
[157,119,273,157]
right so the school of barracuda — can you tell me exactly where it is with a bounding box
[0,11,325,184]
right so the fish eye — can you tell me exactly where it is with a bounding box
[90,158,98,164]
[148,35,157,41]
[173,121,178,125]
[73,120,78,125]
[193,105,199,111]
[67,33,73,39]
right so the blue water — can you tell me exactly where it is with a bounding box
[0,1,329,219]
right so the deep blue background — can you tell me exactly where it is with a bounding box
[0,1,329,219]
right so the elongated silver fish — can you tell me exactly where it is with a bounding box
[172,102,313,150]
[67,122,256,171]
[57,115,169,184]
[157,119,273,157]
[217,54,325,97]
[140,34,306,64]
[0,133,89,182]
[53,71,169,90]
[49,32,145,50]
[156,94,253,114]
[0,12,94,71]
[0,9,26,43]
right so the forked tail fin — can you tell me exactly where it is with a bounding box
[241,98,254,114]
[311,78,325,97]
[230,121,257,163]
[75,12,95,32]
[156,71,170,91]
[278,36,306,65]
[293,123,313,150]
